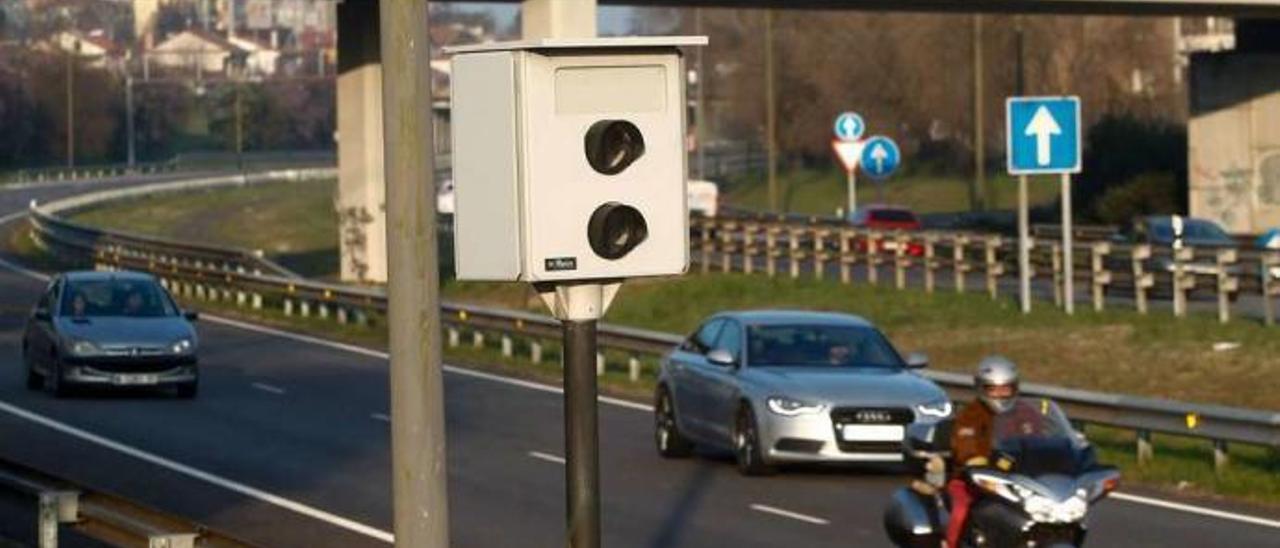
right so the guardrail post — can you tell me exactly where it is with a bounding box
[924,234,938,294]
[1216,249,1237,324]
[742,223,756,274]
[1264,253,1279,326]
[866,231,880,285]
[251,293,263,310]
[984,236,1003,299]
[472,331,484,349]
[1051,241,1063,306]
[596,353,605,376]
[38,492,58,548]
[813,228,827,280]
[1136,429,1154,465]
[337,307,349,325]
[148,534,197,548]
[501,335,513,358]
[894,234,909,290]
[765,227,778,277]
[720,222,734,273]
[531,341,543,364]
[1213,440,1229,473]
[318,303,330,320]
[1173,247,1195,318]
[699,219,712,274]
[1091,242,1111,312]
[283,298,294,316]
[447,328,459,348]
[953,235,969,293]
[839,229,853,284]
[299,300,312,318]
[628,356,641,383]
[1133,245,1152,315]
[789,228,803,279]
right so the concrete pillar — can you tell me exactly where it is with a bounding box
[522,0,597,39]
[336,0,388,283]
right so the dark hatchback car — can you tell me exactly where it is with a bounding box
[23,271,200,398]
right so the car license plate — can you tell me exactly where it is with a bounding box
[112,374,159,386]
[841,424,904,442]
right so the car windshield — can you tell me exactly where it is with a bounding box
[60,278,177,318]
[746,324,904,368]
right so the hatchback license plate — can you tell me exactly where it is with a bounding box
[113,374,159,386]
[841,424,904,442]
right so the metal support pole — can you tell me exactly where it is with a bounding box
[1061,173,1074,314]
[764,9,778,212]
[1018,175,1031,313]
[38,492,58,548]
[971,15,984,211]
[846,170,857,218]
[694,8,707,180]
[379,1,449,546]
[235,80,244,171]
[66,46,76,168]
[125,75,136,168]
[563,320,601,548]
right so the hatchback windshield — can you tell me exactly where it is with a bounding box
[61,279,177,318]
[1148,218,1232,244]
[746,324,904,368]
[870,209,918,223]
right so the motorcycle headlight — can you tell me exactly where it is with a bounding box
[170,338,194,355]
[69,339,100,357]
[1025,494,1087,524]
[915,398,953,419]
[766,396,826,417]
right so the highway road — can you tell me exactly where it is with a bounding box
[0,176,1276,546]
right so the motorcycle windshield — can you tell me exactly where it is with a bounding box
[992,399,1089,477]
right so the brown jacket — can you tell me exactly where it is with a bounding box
[950,400,995,474]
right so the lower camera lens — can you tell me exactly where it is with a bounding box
[588,203,648,260]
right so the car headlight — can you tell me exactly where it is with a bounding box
[170,338,194,355]
[915,398,953,419]
[69,339,100,357]
[766,396,826,417]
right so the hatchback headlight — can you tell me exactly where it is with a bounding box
[766,396,826,417]
[69,339,100,357]
[170,338,194,355]
[915,398,953,419]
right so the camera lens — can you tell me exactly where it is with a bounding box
[588,202,648,260]
[584,120,645,175]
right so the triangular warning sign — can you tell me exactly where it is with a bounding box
[832,139,863,172]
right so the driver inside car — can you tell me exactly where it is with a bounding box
[947,355,1021,548]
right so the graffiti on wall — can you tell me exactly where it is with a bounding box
[1193,162,1253,230]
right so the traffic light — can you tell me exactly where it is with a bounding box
[449,37,705,282]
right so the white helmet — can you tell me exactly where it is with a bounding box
[975,356,1019,413]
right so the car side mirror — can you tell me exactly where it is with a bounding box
[33,309,51,322]
[183,310,200,321]
[905,352,929,369]
[706,348,737,367]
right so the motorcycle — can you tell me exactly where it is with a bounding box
[884,398,1121,547]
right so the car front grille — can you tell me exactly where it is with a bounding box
[67,355,195,372]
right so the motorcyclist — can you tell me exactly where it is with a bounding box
[946,356,1020,548]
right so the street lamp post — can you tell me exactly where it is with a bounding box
[125,75,136,169]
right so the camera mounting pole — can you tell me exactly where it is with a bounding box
[535,281,620,548]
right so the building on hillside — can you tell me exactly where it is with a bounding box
[42,29,124,69]
[226,32,277,75]
[149,28,243,76]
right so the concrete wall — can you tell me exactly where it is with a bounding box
[1188,51,1280,233]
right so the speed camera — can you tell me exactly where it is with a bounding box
[448,37,706,282]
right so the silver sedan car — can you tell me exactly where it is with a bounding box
[655,311,951,475]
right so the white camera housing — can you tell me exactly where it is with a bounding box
[448,37,705,282]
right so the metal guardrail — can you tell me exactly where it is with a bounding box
[0,457,256,548]
[0,161,180,186]
[23,169,1280,473]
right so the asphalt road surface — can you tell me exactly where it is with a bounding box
[0,176,1276,547]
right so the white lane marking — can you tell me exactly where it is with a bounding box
[2,232,1279,532]
[370,413,390,423]
[749,504,830,526]
[251,382,286,395]
[1111,492,1280,530]
[0,401,394,543]
[528,451,566,465]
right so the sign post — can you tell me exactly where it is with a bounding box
[1007,96,1082,315]
[833,112,865,216]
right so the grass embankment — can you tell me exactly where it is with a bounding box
[723,168,1059,216]
[52,177,1280,508]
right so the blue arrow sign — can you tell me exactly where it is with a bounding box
[860,135,900,180]
[1006,96,1081,175]
[834,112,865,142]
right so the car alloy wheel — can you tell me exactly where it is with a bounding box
[734,406,774,476]
[655,389,692,458]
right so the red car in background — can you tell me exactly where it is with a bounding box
[847,205,925,256]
